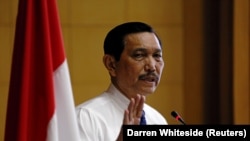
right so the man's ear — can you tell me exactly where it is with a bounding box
[103,54,116,76]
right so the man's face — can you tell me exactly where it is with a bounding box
[113,32,164,99]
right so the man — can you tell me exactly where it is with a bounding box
[76,21,168,141]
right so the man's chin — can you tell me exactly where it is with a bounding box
[140,88,156,96]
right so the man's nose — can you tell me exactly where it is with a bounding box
[144,57,156,72]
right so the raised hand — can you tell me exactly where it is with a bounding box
[116,94,146,141]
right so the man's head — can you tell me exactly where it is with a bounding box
[104,22,162,61]
[103,22,164,99]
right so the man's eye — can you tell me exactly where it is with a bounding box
[154,54,163,61]
[134,54,143,57]
[154,54,162,58]
[132,53,145,60]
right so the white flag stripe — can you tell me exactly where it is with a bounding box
[48,60,81,141]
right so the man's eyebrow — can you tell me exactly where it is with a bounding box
[132,48,163,53]
[154,48,163,53]
[133,48,147,52]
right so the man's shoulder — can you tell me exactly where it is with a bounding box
[76,92,110,109]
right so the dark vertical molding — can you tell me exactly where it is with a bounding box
[183,0,233,124]
[218,0,233,124]
[183,0,204,124]
[203,0,221,124]
[202,0,233,124]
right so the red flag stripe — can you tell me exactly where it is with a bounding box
[4,0,80,141]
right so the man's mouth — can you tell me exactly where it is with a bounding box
[139,74,159,82]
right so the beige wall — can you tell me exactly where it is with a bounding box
[0,0,184,140]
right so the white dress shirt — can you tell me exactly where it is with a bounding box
[75,83,167,141]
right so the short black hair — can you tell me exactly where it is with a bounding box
[104,22,161,61]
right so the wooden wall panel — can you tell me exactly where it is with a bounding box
[233,0,250,124]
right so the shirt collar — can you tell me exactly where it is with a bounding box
[106,83,130,110]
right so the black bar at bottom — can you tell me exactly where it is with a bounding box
[123,125,250,141]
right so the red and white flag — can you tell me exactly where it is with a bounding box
[4,0,81,141]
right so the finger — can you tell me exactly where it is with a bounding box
[134,94,141,109]
[134,94,142,117]
[138,95,145,110]
[123,109,129,125]
[136,95,145,117]
[127,98,135,121]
